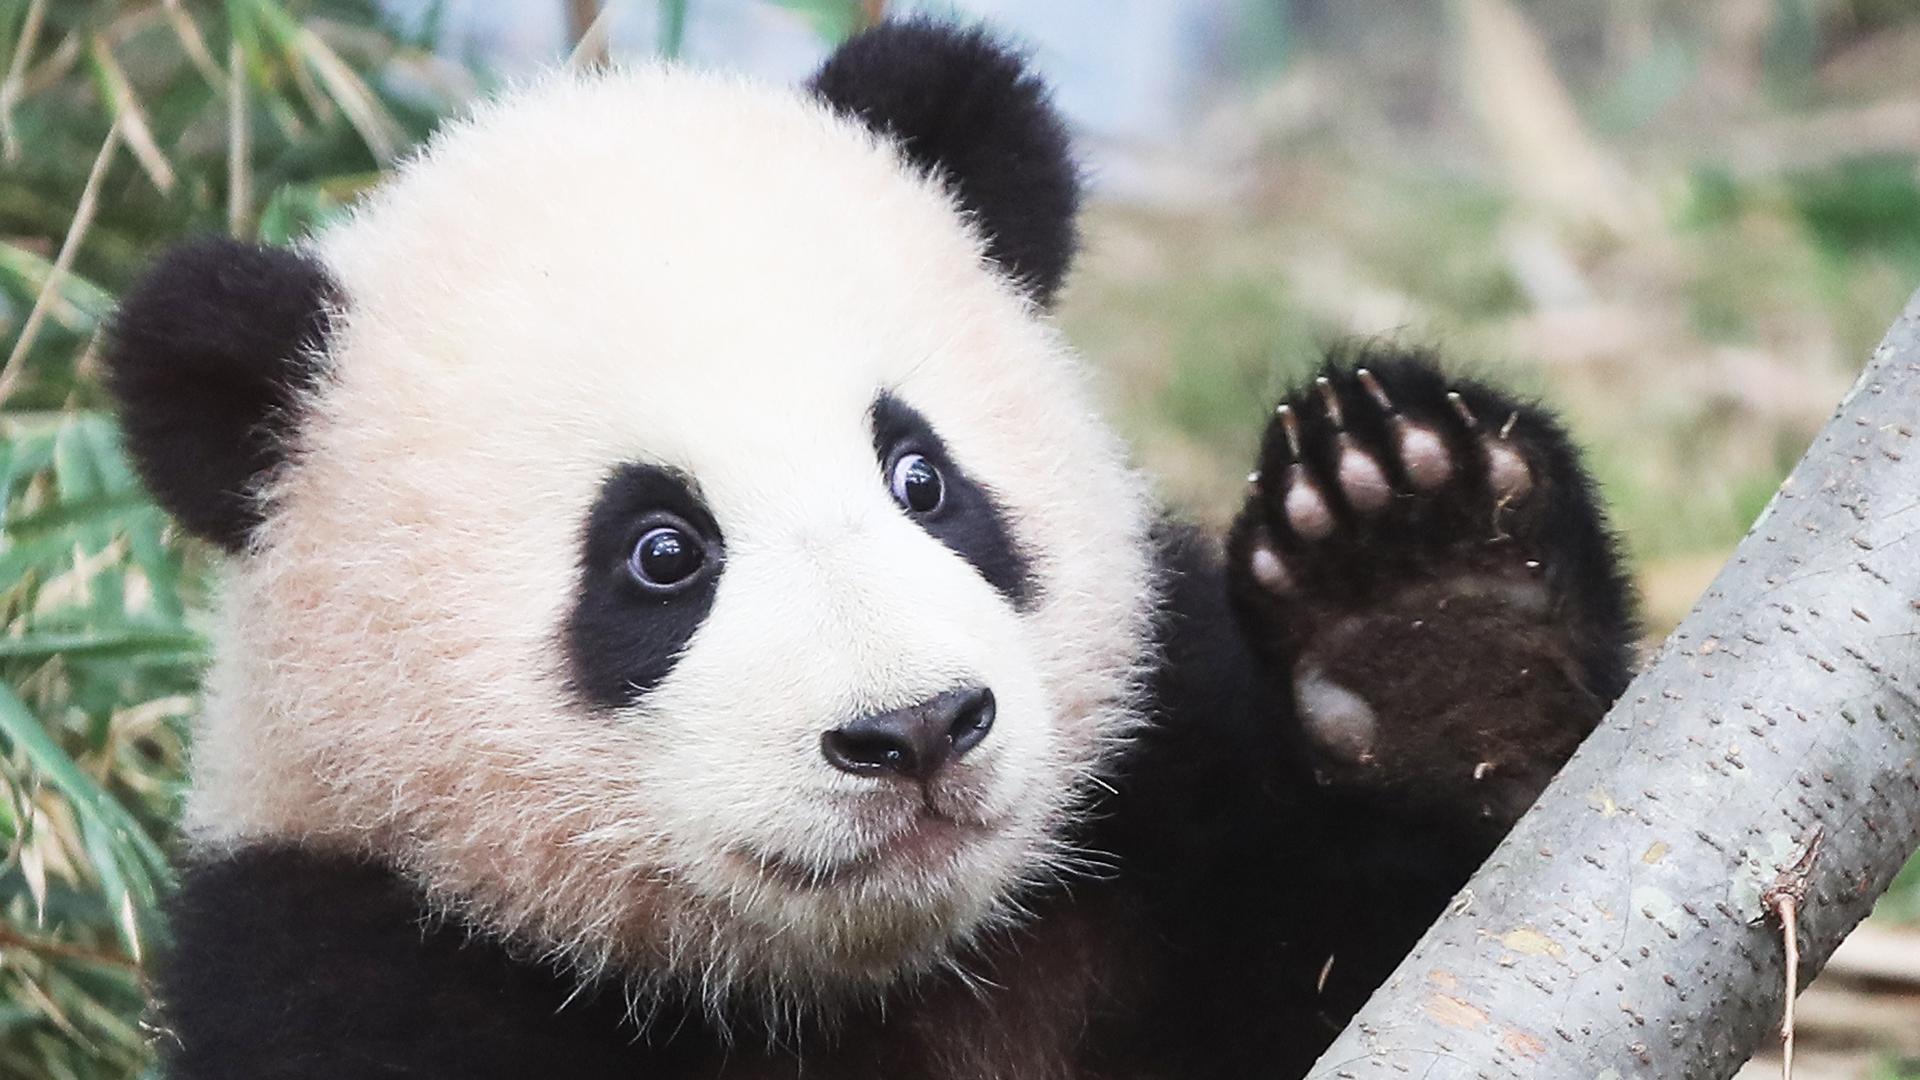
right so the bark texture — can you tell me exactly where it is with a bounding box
[1307,291,1920,1079]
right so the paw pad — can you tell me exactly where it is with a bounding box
[1334,439,1391,513]
[1281,462,1337,541]
[1293,665,1377,766]
[1486,441,1533,503]
[1248,535,1292,593]
[1394,424,1453,491]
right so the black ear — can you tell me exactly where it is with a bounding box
[809,20,1080,307]
[103,238,337,553]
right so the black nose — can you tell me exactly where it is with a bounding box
[821,687,995,781]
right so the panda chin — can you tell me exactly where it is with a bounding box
[689,808,1045,995]
[738,814,995,892]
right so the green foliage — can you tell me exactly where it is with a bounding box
[1151,272,1318,460]
[1786,154,1920,274]
[0,410,196,1080]
[768,0,879,45]
[1870,1057,1920,1080]
[1349,178,1528,323]
[1591,34,1695,135]
[0,0,456,411]
[0,2,461,1074]
[1679,157,1920,360]
[1763,0,1821,102]
[1877,847,1920,924]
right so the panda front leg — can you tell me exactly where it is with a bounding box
[1225,351,1637,867]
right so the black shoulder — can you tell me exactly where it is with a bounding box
[809,19,1080,306]
[158,845,639,1080]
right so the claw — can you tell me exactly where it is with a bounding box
[1448,391,1478,428]
[1315,376,1345,429]
[1356,367,1394,412]
[1498,411,1520,440]
[1276,405,1303,459]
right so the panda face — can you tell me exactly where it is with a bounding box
[174,68,1155,1004]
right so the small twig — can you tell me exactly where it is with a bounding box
[0,924,142,974]
[0,115,118,408]
[227,38,248,236]
[160,0,226,89]
[0,0,48,161]
[1761,825,1824,1080]
[566,0,612,69]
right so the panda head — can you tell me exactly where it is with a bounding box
[108,23,1154,1010]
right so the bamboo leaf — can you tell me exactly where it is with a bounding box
[50,416,104,506]
[74,417,134,497]
[122,512,183,623]
[161,0,226,89]
[769,0,869,43]
[0,628,204,662]
[0,117,118,409]
[3,492,151,541]
[1,421,57,485]
[246,0,403,163]
[0,243,111,336]
[0,0,47,162]
[0,683,169,885]
[0,533,80,591]
[19,815,47,923]
[85,35,174,195]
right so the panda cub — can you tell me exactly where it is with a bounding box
[108,20,1635,1080]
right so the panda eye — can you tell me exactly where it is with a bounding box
[627,519,708,592]
[889,453,945,515]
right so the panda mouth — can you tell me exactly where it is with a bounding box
[741,815,989,890]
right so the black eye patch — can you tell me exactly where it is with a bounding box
[871,393,1035,608]
[565,464,724,710]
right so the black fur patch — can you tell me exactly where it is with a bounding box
[104,238,338,552]
[809,19,1080,307]
[159,846,647,1079]
[871,392,1033,606]
[157,844,1135,1078]
[565,464,725,709]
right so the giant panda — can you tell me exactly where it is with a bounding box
[105,20,1637,1080]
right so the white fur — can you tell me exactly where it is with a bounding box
[185,66,1156,1013]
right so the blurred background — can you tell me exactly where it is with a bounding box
[0,1,1917,1076]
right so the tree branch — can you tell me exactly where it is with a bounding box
[1308,290,1920,1078]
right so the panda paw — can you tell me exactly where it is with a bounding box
[1225,354,1627,829]
[1229,358,1552,611]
